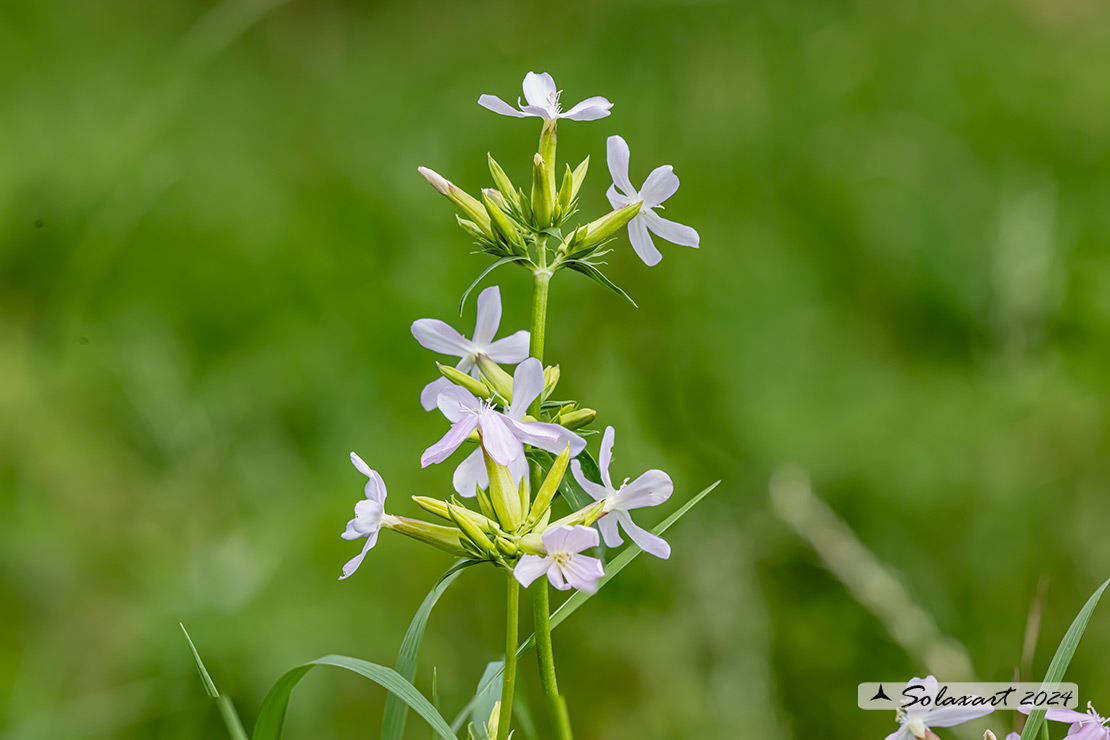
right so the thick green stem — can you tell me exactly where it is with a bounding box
[534,582,574,739]
[496,576,519,740]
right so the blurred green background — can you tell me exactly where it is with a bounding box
[4,0,1110,738]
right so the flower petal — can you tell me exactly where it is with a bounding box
[614,469,672,510]
[924,705,995,727]
[508,357,545,419]
[639,165,680,207]
[472,286,502,347]
[339,531,379,580]
[547,561,569,590]
[606,183,635,209]
[503,418,567,454]
[598,426,615,489]
[627,216,662,266]
[1018,708,1090,723]
[615,511,670,559]
[560,553,605,593]
[350,451,374,477]
[478,94,527,118]
[411,318,471,356]
[452,446,488,497]
[351,452,388,503]
[559,96,612,121]
[571,459,610,502]
[884,727,911,740]
[597,513,623,547]
[545,524,599,555]
[606,135,635,197]
[513,554,552,587]
[478,412,523,466]
[420,377,454,412]
[486,330,531,364]
[436,385,480,424]
[521,71,557,110]
[642,209,700,248]
[421,417,478,467]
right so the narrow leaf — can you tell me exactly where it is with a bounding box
[1018,578,1110,740]
[382,560,480,740]
[180,623,249,740]
[252,656,457,740]
[563,260,637,308]
[459,256,530,316]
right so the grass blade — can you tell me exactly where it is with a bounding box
[382,560,480,740]
[252,655,457,740]
[180,623,249,740]
[1018,578,1110,740]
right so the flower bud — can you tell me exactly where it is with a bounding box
[438,363,493,399]
[494,534,519,557]
[482,189,526,251]
[487,154,520,209]
[519,532,545,554]
[475,483,497,521]
[418,167,493,239]
[568,202,642,255]
[484,451,523,532]
[447,503,497,558]
[475,354,514,400]
[411,496,500,534]
[556,165,575,220]
[527,444,571,527]
[385,516,470,557]
[545,499,606,531]
[556,407,596,430]
[542,365,560,401]
[531,153,554,229]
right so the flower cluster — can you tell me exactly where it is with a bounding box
[339,72,696,594]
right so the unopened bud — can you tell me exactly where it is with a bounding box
[570,201,642,254]
[475,354,514,400]
[527,444,571,526]
[418,166,493,239]
[542,365,561,401]
[412,496,500,534]
[482,189,525,250]
[447,504,497,557]
[487,154,520,209]
[485,451,523,532]
[546,499,606,531]
[386,516,470,557]
[519,532,545,554]
[531,153,554,228]
[438,363,493,399]
[557,407,596,430]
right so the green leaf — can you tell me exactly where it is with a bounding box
[525,448,594,513]
[252,655,458,740]
[382,560,481,740]
[1018,578,1110,740]
[180,623,249,740]
[459,256,531,316]
[449,660,537,740]
[562,259,637,307]
[467,481,721,701]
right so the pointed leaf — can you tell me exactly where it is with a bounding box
[180,623,249,740]
[459,257,531,316]
[563,260,637,307]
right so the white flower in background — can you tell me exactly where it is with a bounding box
[422,358,585,478]
[514,525,605,593]
[412,285,530,411]
[479,71,612,122]
[886,676,994,740]
[605,134,699,267]
[340,453,399,580]
[570,426,673,559]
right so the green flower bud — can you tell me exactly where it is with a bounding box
[411,496,500,534]
[494,534,519,557]
[447,503,497,558]
[482,189,526,251]
[438,363,493,399]
[519,533,545,554]
[569,201,642,255]
[475,354,514,400]
[487,154,520,209]
[527,444,571,527]
[556,164,575,220]
[556,407,596,430]
[545,499,606,531]
[542,365,560,401]
[484,451,523,532]
[386,516,471,557]
[531,153,554,229]
[418,167,493,239]
[475,483,497,521]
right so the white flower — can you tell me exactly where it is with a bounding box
[571,426,673,559]
[514,525,605,593]
[605,134,699,267]
[422,358,585,488]
[886,676,994,740]
[478,71,612,122]
[340,453,399,580]
[411,285,530,411]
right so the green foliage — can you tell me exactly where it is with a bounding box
[180,624,249,740]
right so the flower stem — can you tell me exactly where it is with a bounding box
[529,245,550,369]
[496,575,518,740]
[534,582,574,740]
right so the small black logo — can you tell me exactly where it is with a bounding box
[871,685,892,702]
